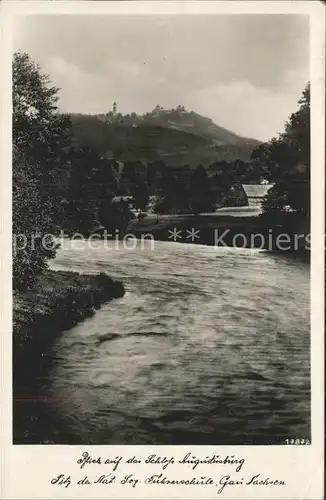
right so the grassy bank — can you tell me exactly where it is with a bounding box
[13,269,125,383]
[13,269,125,444]
[127,214,310,258]
[127,213,262,246]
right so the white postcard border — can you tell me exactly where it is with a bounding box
[1,2,324,499]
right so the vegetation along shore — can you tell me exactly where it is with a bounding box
[13,270,125,388]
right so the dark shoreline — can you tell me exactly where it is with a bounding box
[13,269,125,443]
[13,269,125,347]
[126,215,310,260]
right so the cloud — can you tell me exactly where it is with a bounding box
[45,55,186,115]
[195,69,308,141]
[14,14,309,140]
[47,55,308,141]
[44,57,112,113]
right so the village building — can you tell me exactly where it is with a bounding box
[111,195,137,216]
[111,194,157,216]
[112,195,133,205]
[242,183,273,209]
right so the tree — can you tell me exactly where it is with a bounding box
[13,147,58,290]
[63,147,118,234]
[251,83,310,220]
[147,160,165,193]
[13,52,71,290]
[130,177,150,211]
[153,196,169,215]
[157,167,189,213]
[189,165,214,215]
[13,52,71,197]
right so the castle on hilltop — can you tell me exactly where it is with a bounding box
[151,104,188,116]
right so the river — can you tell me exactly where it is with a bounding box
[19,239,311,444]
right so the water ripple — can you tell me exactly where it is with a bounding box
[25,240,310,444]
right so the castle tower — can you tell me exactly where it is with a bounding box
[113,101,117,115]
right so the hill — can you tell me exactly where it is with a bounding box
[70,107,260,167]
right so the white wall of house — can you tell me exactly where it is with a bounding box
[247,197,265,208]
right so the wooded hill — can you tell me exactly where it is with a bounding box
[70,106,260,167]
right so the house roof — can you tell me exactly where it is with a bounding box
[242,184,273,198]
[112,196,133,203]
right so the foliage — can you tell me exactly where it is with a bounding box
[62,146,118,233]
[147,161,165,192]
[13,52,71,290]
[102,200,133,235]
[13,147,57,290]
[130,177,150,211]
[251,83,310,220]
[189,165,215,215]
[13,52,71,202]
[153,196,170,215]
[156,168,191,214]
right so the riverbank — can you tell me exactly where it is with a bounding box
[127,213,263,245]
[13,268,125,443]
[13,269,125,383]
[127,214,310,258]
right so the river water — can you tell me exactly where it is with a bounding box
[20,239,311,444]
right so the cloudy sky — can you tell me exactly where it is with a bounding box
[14,14,309,141]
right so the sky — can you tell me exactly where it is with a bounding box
[14,14,309,141]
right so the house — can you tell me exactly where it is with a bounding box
[111,195,138,216]
[112,196,133,204]
[242,184,273,208]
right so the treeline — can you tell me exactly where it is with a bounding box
[115,159,266,213]
[57,155,270,229]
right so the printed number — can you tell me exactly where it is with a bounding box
[285,438,310,445]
